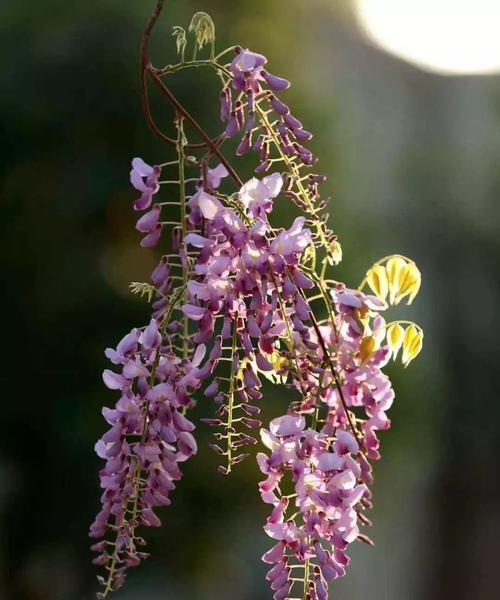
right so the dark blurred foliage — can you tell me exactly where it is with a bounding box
[1,1,499,599]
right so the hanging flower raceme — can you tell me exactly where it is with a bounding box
[90,7,424,599]
[90,319,209,595]
[259,416,367,600]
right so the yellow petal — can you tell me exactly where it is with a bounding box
[302,244,316,268]
[328,239,343,265]
[359,335,377,364]
[259,350,288,384]
[406,282,420,305]
[394,263,412,304]
[386,323,404,360]
[401,325,423,366]
[406,263,422,304]
[395,262,421,305]
[366,265,389,301]
[386,257,407,304]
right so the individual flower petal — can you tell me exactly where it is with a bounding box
[359,335,377,365]
[262,542,285,564]
[231,48,267,74]
[386,256,407,304]
[271,217,311,257]
[140,224,162,248]
[181,304,207,321]
[401,324,423,366]
[386,322,405,360]
[142,508,161,527]
[94,439,108,459]
[264,522,293,542]
[262,172,283,197]
[102,369,129,390]
[366,264,389,301]
[394,261,421,305]
[131,157,154,177]
[335,291,362,308]
[318,452,344,472]
[177,431,198,457]
[336,430,360,455]
[224,116,240,138]
[136,205,160,233]
[122,360,149,379]
[192,190,224,220]
[262,70,290,91]
[191,344,206,367]
[207,163,229,189]
[260,428,279,450]
[269,414,305,437]
[184,233,210,248]
[141,319,161,350]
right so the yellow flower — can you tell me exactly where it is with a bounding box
[366,264,389,301]
[386,257,421,305]
[401,325,423,366]
[328,239,343,265]
[189,12,216,50]
[359,335,377,364]
[259,349,288,384]
[386,323,404,360]
[301,244,316,269]
[386,257,405,304]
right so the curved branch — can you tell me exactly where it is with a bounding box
[140,1,177,146]
[140,0,234,156]
[148,67,243,187]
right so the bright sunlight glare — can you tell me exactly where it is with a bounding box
[354,0,500,76]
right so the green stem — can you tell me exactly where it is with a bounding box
[255,105,332,256]
[303,558,310,599]
[225,315,239,472]
[273,276,308,396]
[177,119,189,360]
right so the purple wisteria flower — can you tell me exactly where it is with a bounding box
[239,173,283,219]
[129,157,164,247]
[271,217,312,259]
[206,163,229,190]
[90,313,215,592]
[230,48,267,91]
[130,158,160,211]
[258,420,367,598]
[91,10,423,598]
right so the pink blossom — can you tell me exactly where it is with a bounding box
[269,414,305,437]
[130,157,160,211]
[239,173,283,219]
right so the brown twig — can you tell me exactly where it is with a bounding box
[140,1,208,150]
[140,0,242,170]
[147,68,243,186]
[140,0,178,147]
[305,296,363,449]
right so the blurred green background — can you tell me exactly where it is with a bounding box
[1,1,499,599]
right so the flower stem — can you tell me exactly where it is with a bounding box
[225,315,239,472]
[177,118,189,360]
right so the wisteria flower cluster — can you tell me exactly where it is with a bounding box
[90,5,423,599]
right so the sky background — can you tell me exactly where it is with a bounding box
[1,1,499,599]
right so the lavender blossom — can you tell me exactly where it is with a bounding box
[130,158,160,211]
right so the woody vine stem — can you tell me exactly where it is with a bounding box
[89,2,424,599]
